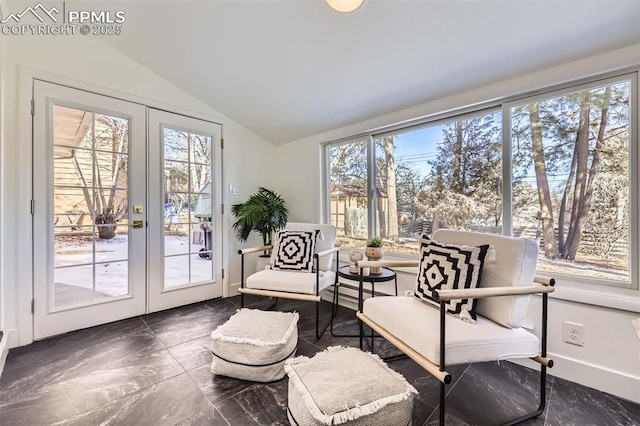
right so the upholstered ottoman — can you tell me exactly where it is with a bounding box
[210,309,299,382]
[284,346,417,425]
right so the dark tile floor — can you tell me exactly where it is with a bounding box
[1,296,638,425]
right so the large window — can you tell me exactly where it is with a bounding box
[328,110,502,254]
[325,73,636,288]
[509,79,632,283]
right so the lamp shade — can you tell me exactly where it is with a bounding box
[326,0,365,13]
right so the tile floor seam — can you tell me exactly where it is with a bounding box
[445,363,472,397]
[215,407,234,426]
[230,391,263,424]
[543,376,557,426]
[173,389,229,426]
[75,369,193,422]
[423,363,472,426]
[184,365,253,406]
[138,314,168,349]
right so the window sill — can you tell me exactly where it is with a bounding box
[337,248,640,313]
[545,280,640,313]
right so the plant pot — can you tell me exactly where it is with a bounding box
[365,247,384,274]
[349,250,364,273]
[256,255,271,272]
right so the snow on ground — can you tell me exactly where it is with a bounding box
[54,234,215,302]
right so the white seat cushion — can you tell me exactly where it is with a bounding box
[363,296,539,366]
[246,269,336,295]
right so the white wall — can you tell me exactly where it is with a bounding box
[274,44,640,403]
[0,0,8,373]
[1,33,277,348]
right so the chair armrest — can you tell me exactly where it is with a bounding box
[356,260,420,268]
[534,276,555,286]
[433,283,555,301]
[237,245,273,255]
[315,246,340,258]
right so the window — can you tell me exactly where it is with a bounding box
[509,78,632,284]
[328,110,502,255]
[324,73,637,288]
[328,138,368,246]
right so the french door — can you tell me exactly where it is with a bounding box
[147,109,223,312]
[32,82,223,339]
[33,81,147,339]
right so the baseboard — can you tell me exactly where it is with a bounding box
[512,352,640,404]
[228,282,241,297]
[0,329,11,378]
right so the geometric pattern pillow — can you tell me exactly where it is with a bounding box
[271,230,319,272]
[413,236,489,322]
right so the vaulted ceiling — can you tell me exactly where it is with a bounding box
[89,0,639,144]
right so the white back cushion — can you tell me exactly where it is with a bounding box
[285,223,337,272]
[432,229,538,328]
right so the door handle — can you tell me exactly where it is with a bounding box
[97,220,145,228]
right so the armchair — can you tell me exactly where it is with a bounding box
[356,229,555,425]
[238,223,339,339]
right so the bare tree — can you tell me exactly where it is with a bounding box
[72,114,129,240]
[558,88,611,259]
[383,136,399,240]
[527,102,558,259]
[516,82,628,263]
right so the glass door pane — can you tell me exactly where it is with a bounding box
[33,81,146,339]
[147,109,222,313]
[52,106,131,308]
[162,128,213,288]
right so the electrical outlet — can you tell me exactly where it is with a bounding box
[563,321,584,346]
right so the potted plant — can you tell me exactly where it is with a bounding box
[231,187,289,268]
[365,237,384,274]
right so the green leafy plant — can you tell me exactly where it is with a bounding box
[366,237,383,247]
[231,187,289,252]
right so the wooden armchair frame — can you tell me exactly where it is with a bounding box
[238,245,340,339]
[355,259,555,426]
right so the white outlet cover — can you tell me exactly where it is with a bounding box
[563,321,584,346]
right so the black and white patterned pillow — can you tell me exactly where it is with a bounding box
[271,230,319,272]
[413,236,489,322]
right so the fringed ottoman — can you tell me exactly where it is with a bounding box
[210,308,299,382]
[284,346,417,425]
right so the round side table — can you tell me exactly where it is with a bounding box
[337,265,398,301]
[331,265,397,337]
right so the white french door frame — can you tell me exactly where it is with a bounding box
[147,108,223,312]
[32,80,148,339]
[15,68,228,346]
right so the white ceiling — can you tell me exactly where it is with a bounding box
[90,0,639,144]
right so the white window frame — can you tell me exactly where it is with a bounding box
[504,73,638,290]
[323,70,639,292]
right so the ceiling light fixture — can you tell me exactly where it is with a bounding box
[326,0,365,13]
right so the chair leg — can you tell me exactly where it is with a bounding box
[315,297,332,339]
[330,285,361,338]
[501,363,547,426]
[439,381,446,425]
[501,292,551,425]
